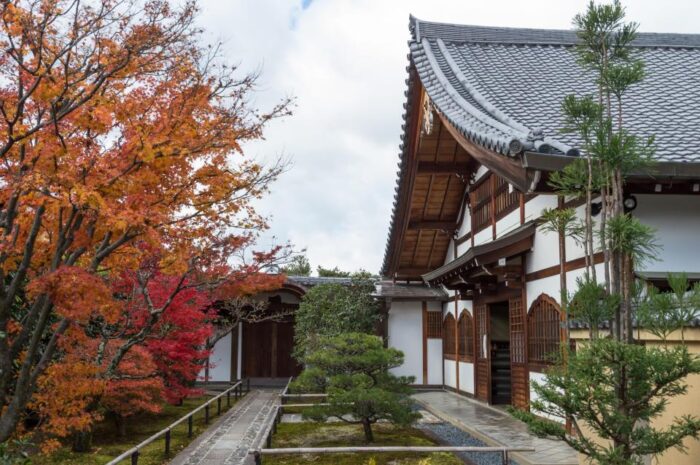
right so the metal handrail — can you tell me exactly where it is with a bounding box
[249,446,535,465]
[106,379,250,465]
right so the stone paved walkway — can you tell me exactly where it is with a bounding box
[413,391,577,465]
[170,389,280,465]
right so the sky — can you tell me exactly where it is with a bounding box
[195,0,700,275]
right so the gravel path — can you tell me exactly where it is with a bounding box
[417,421,521,465]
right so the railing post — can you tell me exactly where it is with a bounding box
[502,449,509,465]
[164,429,171,457]
[227,389,231,407]
[131,450,139,465]
[217,397,222,415]
[266,431,272,448]
[254,450,262,465]
[188,415,193,438]
[205,404,210,424]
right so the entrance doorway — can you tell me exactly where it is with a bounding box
[489,302,511,404]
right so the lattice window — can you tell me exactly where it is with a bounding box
[443,314,456,359]
[426,312,442,338]
[470,175,492,232]
[509,297,526,364]
[527,294,562,366]
[470,174,519,233]
[494,176,519,219]
[475,304,488,360]
[458,311,474,361]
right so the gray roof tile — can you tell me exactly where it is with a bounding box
[381,17,700,277]
[410,16,700,162]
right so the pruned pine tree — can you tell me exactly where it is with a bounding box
[292,333,419,442]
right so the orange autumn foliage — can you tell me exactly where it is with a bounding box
[0,0,291,442]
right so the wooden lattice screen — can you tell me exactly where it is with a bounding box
[494,176,519,219]
[471,174,520,233]
[470,176,492,232]
[509,297,529,410]
[426,312,442,338]
[458,311,474,361]
[474,303,489,402]
[528,294,562,366]
[443,314,456,359]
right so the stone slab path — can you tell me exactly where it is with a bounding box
[170,389,280,465]
[413,391,577,465]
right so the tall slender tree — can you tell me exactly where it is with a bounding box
[515,3,700,464]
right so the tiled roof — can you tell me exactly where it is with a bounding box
[410,17,700,162]
[372,281,449,301]
[381,17,700,277]
[286,276,355,288]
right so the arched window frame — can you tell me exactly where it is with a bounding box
[457,310,474,362]
[527,293,563,371]
[443,313,456,360]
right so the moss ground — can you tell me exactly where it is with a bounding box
[266,422,463,465]
[35,394,238,465]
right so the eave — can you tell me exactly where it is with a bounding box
[422,221,536,297]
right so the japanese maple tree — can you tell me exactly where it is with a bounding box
[0,0,291,442]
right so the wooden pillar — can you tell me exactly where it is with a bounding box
[519,192,525,225]
[454,295,460,393]
[271,322,278,378]
[521,254,530,408]
[491,175,497,240]
[422,301,428,385]
[230,327,238,383]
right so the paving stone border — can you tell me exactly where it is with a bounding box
[171,389,280,465]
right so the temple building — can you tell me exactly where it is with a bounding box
[376,17,700,464]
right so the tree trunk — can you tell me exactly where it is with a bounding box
[361,418,374,443]
[114,414,127,437]
[72,429,94,452]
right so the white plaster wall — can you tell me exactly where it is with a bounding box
[529,370,564,422]
[458,361,475,394]
[529,371,547,407]
[427,339,443,385]
[457,201,472,238]
[524,195,557,224]
[526,228,560,274]
[387,301,423,382]
[444,359,457,389]
[206,332,232,382]
[474,228,492,246]
[496,207,521,238]
[458,300,473,317]
[444,240,455,266]
[526,263,605,309]
[633,194,700,273]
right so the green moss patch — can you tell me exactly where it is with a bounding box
[266,423,463,465]
[35,395,237,465]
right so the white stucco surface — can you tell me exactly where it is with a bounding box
[633,194,700,273]
[206,331,232,382]
[496,207,521,238]
[458,361,475,394]
[444,359,457,388]
[427,338,443,385]
[387,301,423,382]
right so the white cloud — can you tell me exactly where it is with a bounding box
[197,0,700,274]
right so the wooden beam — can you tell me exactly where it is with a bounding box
[417,161,470,175]
[408,220,457,231]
